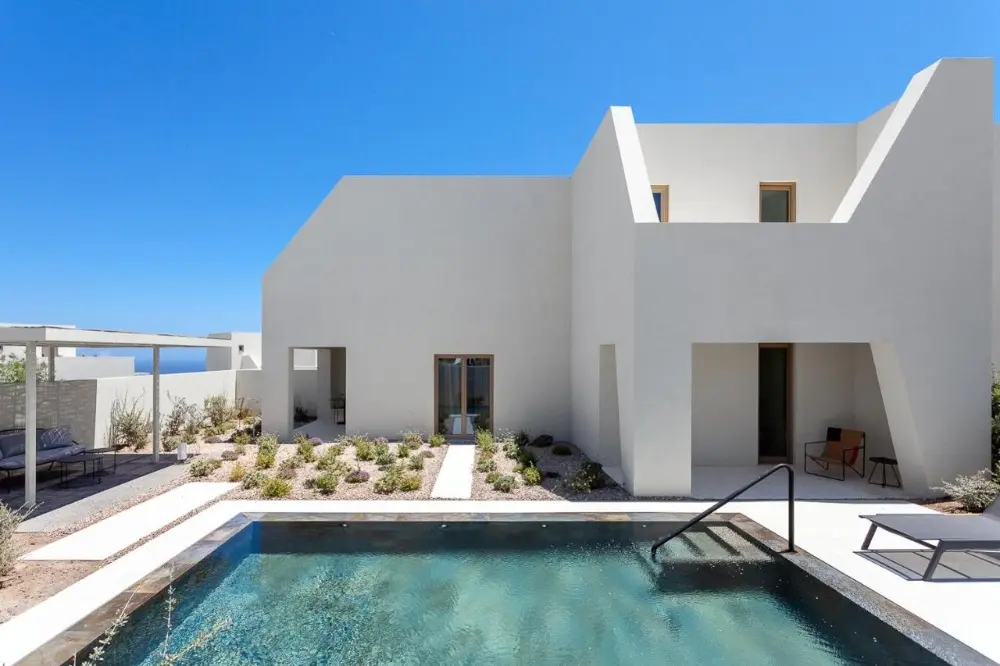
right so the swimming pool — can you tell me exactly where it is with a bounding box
[43,514,984,665]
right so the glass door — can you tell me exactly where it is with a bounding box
[435,355,492,437]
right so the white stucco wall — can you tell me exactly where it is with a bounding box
[53,356,134,380]
[569,108,652,467]
[638,124,857,223]
[632,59,992,495]
[92,371,238,448]
[263,177,573,441]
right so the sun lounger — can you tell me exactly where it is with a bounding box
[860,495,1000,580]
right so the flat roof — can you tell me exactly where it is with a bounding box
[0,326,235,349]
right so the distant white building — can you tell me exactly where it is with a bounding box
[264,59,993,497]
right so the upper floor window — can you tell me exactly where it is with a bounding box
[651,185,669,223]
[238,344,245,353]
[759,183,796,223]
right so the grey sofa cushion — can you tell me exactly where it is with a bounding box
[0,432,25,458]
[39,426,73,450]
[0,444,86,470]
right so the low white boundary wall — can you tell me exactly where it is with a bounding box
[0,367,319,447]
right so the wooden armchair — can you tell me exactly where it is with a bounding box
[803,427,866,481]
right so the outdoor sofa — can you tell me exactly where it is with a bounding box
[860,494,1000,581]
[0,426,85,492]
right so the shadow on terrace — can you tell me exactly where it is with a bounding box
[0,451,186,525]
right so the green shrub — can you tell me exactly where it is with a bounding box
[521,465,543,486]
[401,430,423,446]
[1,503,32,579]
[552,444,572,456]
[229,462,246,482]
[934,469,1000,512]
[316,451,348,476]
[233,441,247,455]
[475,458,496,473]
[203,394,232,427]
[408,455,425,471]
[232,431,250,446]
[396,441,415,456]
[356,440,375,461]
[326,443,345,457]
[311,471,339,495]
[163,437,179,453]
[375,452,395,468]
[516,449,537,466]
[567,461,607,493]
[107,392,152,451]
[485,471,501,485]
[399,472,422,492]
[374,465,406,494]
[515,430,530,448]
[277,458,300,480]
[295,438,316,463]
[261,476,292,498]
[373,440,390,458]
[255,434,278,469]
[189,457,222,478]
[492,475,516,493]
[429,433,446,448]
[503,441,519,459]
[255,449,276,470]
[475,429,496,454]
[221,450,238,461]
[242,470,267,489]
[345,468,370,483]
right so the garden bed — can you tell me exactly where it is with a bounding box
[470,432,631,501]
[188,432,449,500]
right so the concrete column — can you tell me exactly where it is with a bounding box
[24,343,37,506]
[46,347,56,382]
[152,347,160,463]
[316,349,333,424]
[261,345,295,441]
[629,341,692,497]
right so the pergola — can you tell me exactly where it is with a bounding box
[0,326,235,506]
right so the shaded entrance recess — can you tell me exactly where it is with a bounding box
[758,344,792,463]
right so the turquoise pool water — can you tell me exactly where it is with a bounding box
[88,521,944,665]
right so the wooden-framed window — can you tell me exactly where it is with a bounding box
[759,182,796,223]
[651,185,669,223]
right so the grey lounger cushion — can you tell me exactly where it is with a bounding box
[861,512,1000,542]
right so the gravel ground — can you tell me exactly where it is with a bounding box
[471,439,634,501]
[195,439,449,500]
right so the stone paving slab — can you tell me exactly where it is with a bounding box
[22,482,237,560]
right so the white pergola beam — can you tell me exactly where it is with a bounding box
[24,343,36,507]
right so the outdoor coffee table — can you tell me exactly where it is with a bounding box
[58,453,104,488]
[89,447,118,474]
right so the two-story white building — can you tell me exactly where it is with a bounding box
[262,58,997,497]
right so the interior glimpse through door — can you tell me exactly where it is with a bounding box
[435,355,493,437]
[758,344,791,462]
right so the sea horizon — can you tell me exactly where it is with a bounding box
[132,357,206,375]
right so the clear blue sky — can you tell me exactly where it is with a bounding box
[1,1,997,349]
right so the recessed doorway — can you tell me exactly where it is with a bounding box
[434,355,493,437]
[758,343,792,463]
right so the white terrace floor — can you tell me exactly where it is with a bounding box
[0,475,995,664]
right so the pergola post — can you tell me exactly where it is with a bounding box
[24,343,37,507]
[152,346,160,463]
[46,347,55,382]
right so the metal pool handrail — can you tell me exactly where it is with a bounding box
[650,464,795,559]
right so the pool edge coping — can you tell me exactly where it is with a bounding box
[17,510,994,666]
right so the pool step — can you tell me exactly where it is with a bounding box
[654,525,773,563]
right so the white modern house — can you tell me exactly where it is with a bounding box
[262,58,997,497]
